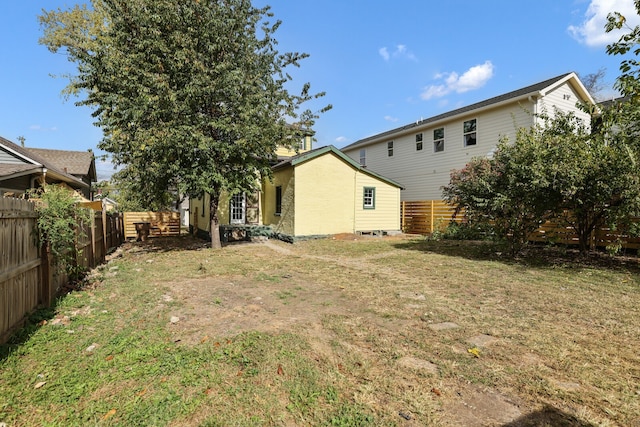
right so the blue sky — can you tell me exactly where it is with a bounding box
[1,0,639,180]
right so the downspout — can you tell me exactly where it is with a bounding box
[353,170,357,234]
[528,94,540,122]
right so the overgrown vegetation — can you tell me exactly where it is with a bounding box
[30,184,90,280]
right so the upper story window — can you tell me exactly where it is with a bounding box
[299,135,311,151]
[463,119,477,146]
[387,141,394,157]
[416,133,423,151]
[359,149,366,167]
[433,127,444,152]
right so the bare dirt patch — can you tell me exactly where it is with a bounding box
[154,238,537,426]
[103,236,637,426]
[164,274,355,345]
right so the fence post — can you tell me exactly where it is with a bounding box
[401,201,405,232]
[430,200,435,233]
[102,206,108,256]
[39,244,51,307]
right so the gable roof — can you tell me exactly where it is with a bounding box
[26,147,96,179]
[0,136,89,188]
[272,145,404,189]
[342,72,594,151]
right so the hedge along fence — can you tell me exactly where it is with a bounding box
[122,211,181,240]
[0,198,125,344]
[401,200,640,251]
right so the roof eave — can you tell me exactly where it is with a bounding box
[343,91,542,151]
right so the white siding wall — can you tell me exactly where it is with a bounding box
[0,147,29,164]
[344,99,535,201]
[537,83,592,127]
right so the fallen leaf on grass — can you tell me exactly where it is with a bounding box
[101,409,116,420]
[200,336,209,344]
[431,387,441,396]
[136,389,147,397]
[34,381,46,389]
[277,364,284,376]
[105,355,114,361]
[38,320,47,326]
[467,347,481,358]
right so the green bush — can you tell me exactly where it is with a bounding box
[30,184,90,280]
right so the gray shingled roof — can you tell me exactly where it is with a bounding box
[0,136,88,187]
[27,147,95,178]
[341,72,575,151]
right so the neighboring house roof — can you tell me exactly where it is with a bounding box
[273,145,404,189]
[0,136,89,189]
[27,147,96,181]
[342,72,594,151]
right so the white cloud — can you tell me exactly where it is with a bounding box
[384,115,399,122]
[379,44,417,61]
[335,136,348,144]
[420,61,495,100]
[568,0,640,47]
[30,125,58,132]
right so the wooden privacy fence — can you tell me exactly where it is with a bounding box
[122,211,181,240]
[401,200,464,234]
[402,200,640,250]
[0,199,125,344]
[0,198,40,344]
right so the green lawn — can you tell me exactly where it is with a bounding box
[1,236,638,426]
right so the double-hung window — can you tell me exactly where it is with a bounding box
[463,119,477,146]
[387,141,394,157]
[433,127,444,152]
[416,133,423,151]
[359,148,366,166]
[363,187,375,209]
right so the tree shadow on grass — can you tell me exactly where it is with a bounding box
[0,305,58,362]
[501,405,596,426]
[393,238,640,273]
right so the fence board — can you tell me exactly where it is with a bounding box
[403,200,640,251]
[123,212,181,239]
[401,200,463,234]
[0,198,41,343]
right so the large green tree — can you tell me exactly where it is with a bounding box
[39,0,329,248]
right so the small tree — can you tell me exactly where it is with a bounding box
[443,128,561,255]
[31,184,90,280]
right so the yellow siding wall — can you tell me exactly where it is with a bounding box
[274,135,313,158]
[262,167,296,235]
[189,192,230,233]
[264,152,402,237]
[293,154,357,236]
[354,174,401,232]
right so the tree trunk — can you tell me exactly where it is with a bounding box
[209,191,222,249]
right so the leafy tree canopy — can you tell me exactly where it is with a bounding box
[39,0,330,247]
